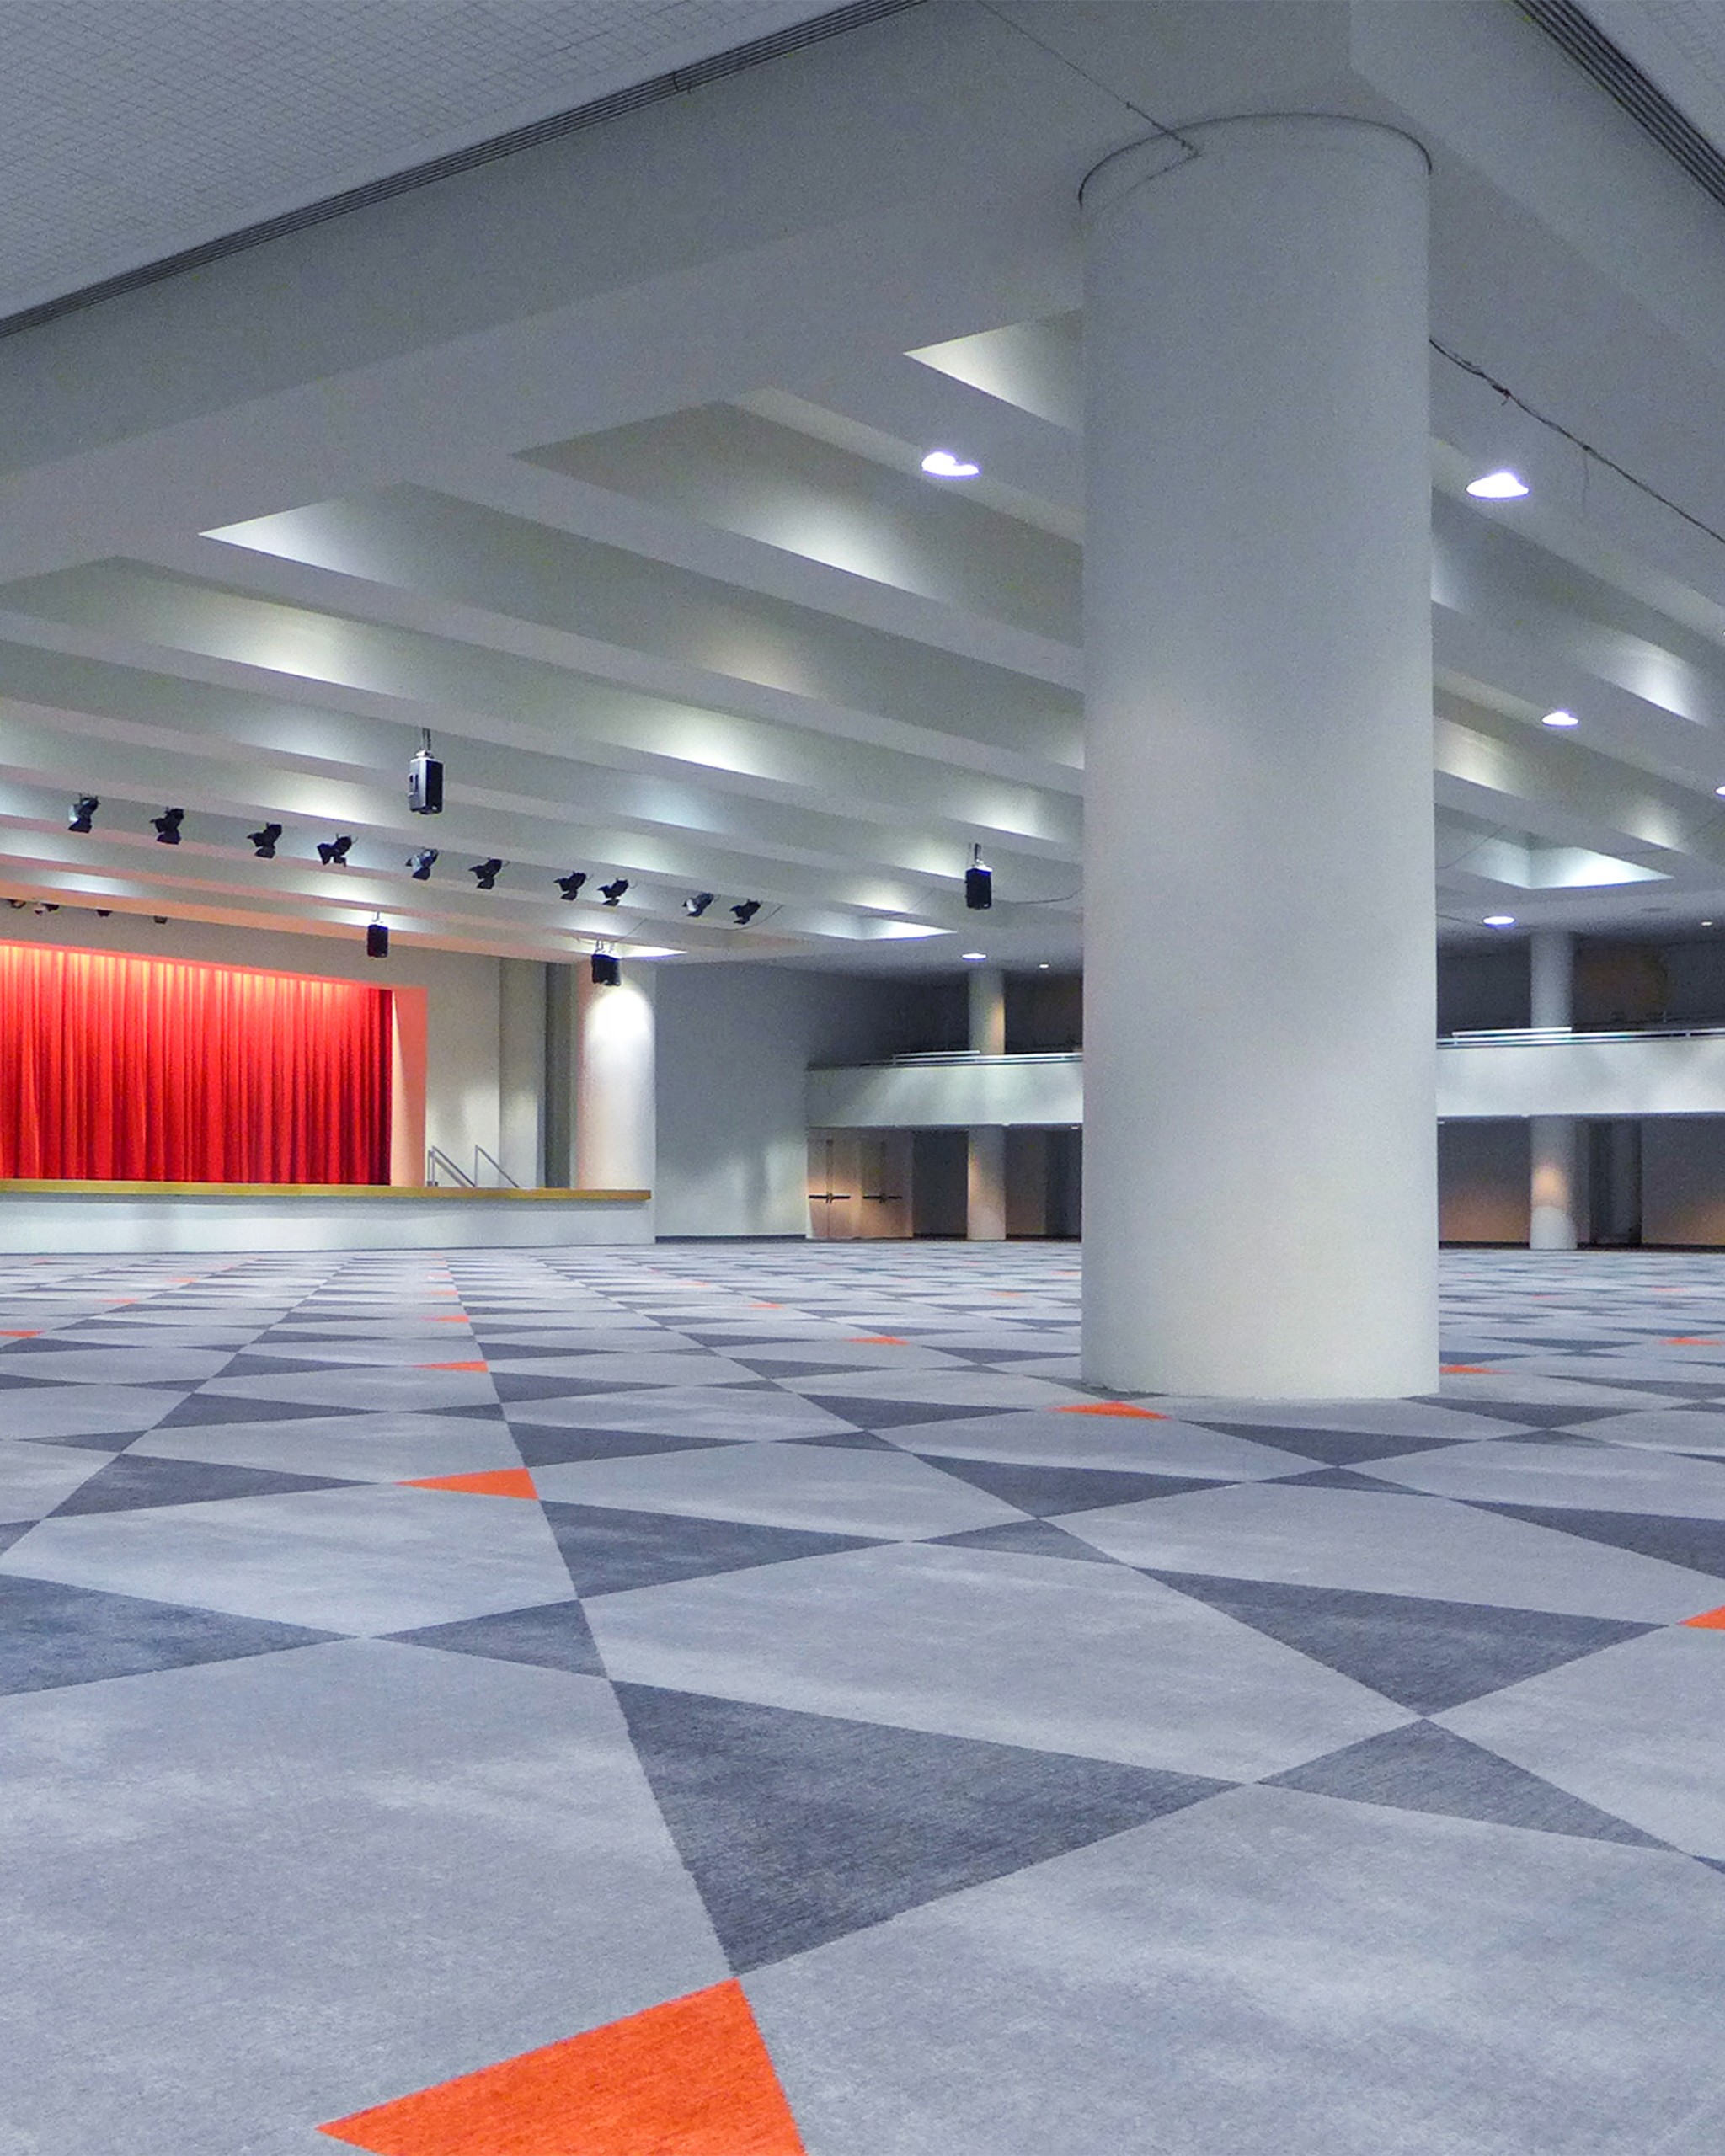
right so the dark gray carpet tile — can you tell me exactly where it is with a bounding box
[916,1454,1221,1515]
[542,1501,881,1598]
[387,1599,604,1677]
[1140,1569,1654,1715]
[50,1455,360,1518]
[788,1428,903,1451]
[1274,1467,1434,1491]
[1271,1721,1664,1845]
[928,1518,1121,1565]
[193,1353,338,1379]
[13,1429,152,1452]
[151,1391,355,1428]
[728,1358,893,1379]
[801,1396,1008,1430]
[506,1425,734,1467]
[1418,1401,1637,1428]
[0,1520,35,1557]
[1465,1502,1725,1579]
[0,1572,337,1695]
[1191,1423,1482,1467]
[490,1374,660,1402]
[612,1682,1231,1972]
[0,1371,193,1393]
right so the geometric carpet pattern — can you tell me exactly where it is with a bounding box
[3,1241,1725,2153]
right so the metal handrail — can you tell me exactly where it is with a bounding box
[473,1145,521,1188]
[425,1145,476,1187]
[1441,1024,1725,1046]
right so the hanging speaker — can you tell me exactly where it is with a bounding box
[366,921,390,958]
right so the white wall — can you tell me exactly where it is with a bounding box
[654,963,956,1236]
[1644,1118,1725,1246]
[1438,1033,1725,1118]
[0,910,505,1176]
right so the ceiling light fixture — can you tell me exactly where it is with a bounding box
[599,877,629,906]
[317,835,354,867]
[555,871,587,901]
[366,920,389,959]
[921,450,980,479]
[152,808,184,846]
[1466,470,1530,499]
[1541,709,1578,728]
[730,899,761,925]
[683,892,715,918]
[965,843,992,910]
[248,822,282,858]
[961,951,987,962]
[590,949,621,987]
[1482,914,1516,927]
[470,858,504,890]
[67,796,99,834]
[407,848,438,881]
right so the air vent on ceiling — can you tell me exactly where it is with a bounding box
[1516,0,1725,214]
[0,0,930,342]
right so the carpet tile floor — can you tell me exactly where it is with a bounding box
[1,1241,1723,2152]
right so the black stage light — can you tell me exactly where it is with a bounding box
[470,858,505,890]
[408,848,438,881]
[366,921,390,958]
[95,909,112,918]
[5,899,24,909]
[590,950,621,987]
[153,807,185,846]
[730,899,761,925]
[248,822,283,859]
[152,915,168,925]
[68,796,99,834]
[556,871,587,901]
[964,842,992,910]
[599,877,628,906]
[318,835,354,867]
[408,731,444,815]
[683,891,715,918]
[32,902,58,915]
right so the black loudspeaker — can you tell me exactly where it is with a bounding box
[366,922,390,958]
[964,864,992,910]
[408,749,444,814]
[590,952,621,987]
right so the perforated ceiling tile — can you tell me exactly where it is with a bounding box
[0,0,841,318]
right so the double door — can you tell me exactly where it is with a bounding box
[808,1129,912,1240]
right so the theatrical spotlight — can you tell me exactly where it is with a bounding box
[248,823,283,859]
[730,899,761,925]
[470,858,505,890]
[318,835,354,867]
[32,902,58,915]
[964,843,992,910]
[366,920,390,959]
[599,877,628,906]
[153,807,185,846]
[590,950,621,987]
[67,797,99,834]
[408,848,438,881]
[555,872,587,901]
[683,892,715,918]
[408,729,443,815]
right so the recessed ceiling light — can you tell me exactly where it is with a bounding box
[1705,920,1717,927]
[1466,470,1530,499]
[921,450,980,480]
[1714,786,1725,798]
[961,950,987,961]
[1541,709,1578,728]
[1038,962,1051,969]
[1482,914,1516,927]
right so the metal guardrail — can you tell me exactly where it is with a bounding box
[425,1146,475,1187]
[1441,1025,1725,1047]
[473,1146,521,1188]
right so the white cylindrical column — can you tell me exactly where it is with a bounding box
[1530,929,1574,1030]
[1527,930,1578,1249]
[1081,116,1437,1399]
[967,965,1007,1239]
[575,965,655,1193]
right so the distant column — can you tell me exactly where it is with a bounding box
[575,966,655,1194]
[1528,929,1578,1249]
[967,966,1007,1240]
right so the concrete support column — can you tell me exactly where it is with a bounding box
[1081,115,1437,1398]
[967,965,1007,1240]
[1528,929,1578,1248]
[574,965,656,1194]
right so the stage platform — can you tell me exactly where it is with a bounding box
[0,1182,653,1252]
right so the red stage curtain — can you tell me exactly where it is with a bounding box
[0,944,393,1184]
